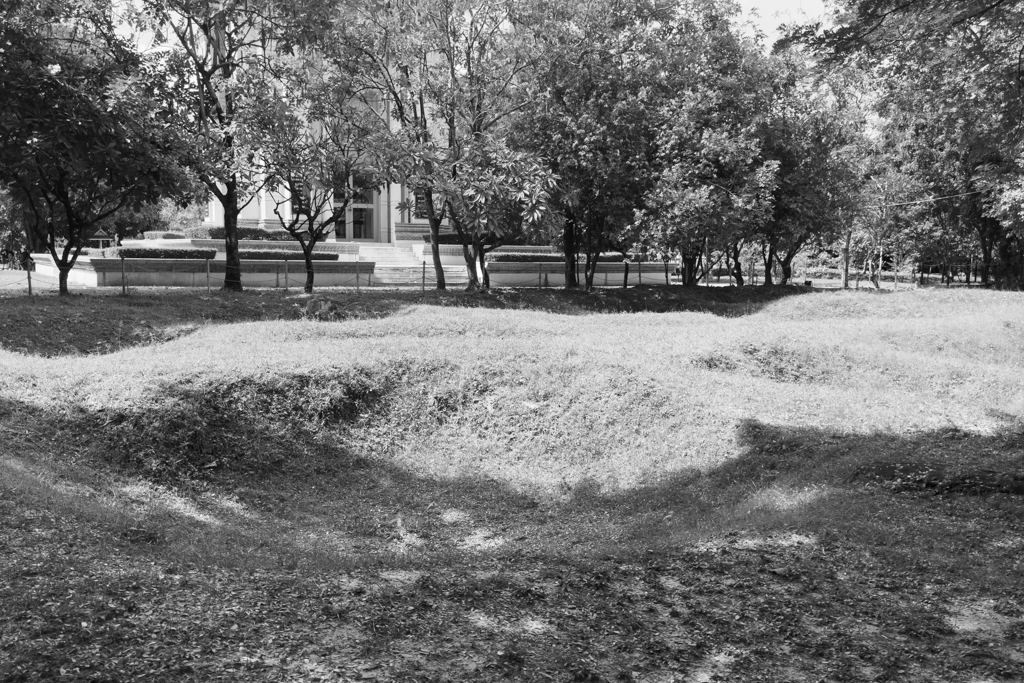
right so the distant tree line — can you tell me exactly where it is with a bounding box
[2,0,1022,294]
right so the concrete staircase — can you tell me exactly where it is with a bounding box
[357,245,420,266]
[359,244,469,287]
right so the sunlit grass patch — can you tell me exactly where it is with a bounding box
[4,287,1024,681]
[2,287,1024,562]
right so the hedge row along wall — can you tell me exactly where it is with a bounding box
[97,248,338,260]
[486,253,626,263]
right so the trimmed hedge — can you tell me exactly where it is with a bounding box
[183,226,296,241]
[487,253,626,263]
[143,231,186,240]
[98,247,337,260]
[237,250,338,261]
[488,253,563,263]
[103,247,217,260]
[420,233,481,245]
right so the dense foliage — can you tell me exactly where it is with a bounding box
[103,248,218,260]
[3,0,1021,290]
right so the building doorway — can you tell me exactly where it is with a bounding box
[334,174,376,241]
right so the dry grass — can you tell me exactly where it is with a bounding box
[2,285,1024,681]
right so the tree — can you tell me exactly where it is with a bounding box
[0,0,193,294]
[236,46,388,293]
[639,15,779,287]
[814,0,1024,289]
[514,0,674,289]
[756,56,862,286]
[357,0,556,290]
[139,0,295,291]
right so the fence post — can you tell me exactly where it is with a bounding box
[206,258,211,294]
[355,260,360,290]
[121,255,126,295]
[623,261,629,289]
[422,262,426,293]
[284,258,289,291]
[538,262,542,288]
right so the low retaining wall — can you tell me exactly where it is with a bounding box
[485,262,670,288]
[33,254,376,288]
[410,243,466,265]
[394,223,458,242]
[411,243,557,266]
[122,239,363,260]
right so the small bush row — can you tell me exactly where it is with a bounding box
[180,226,297,241]
[486,253,626,263]
[421,233,474,245]
[237,250,338,261]
[103,247,218,259]
[419,233,541,247]
[98,247,338,260]
[143,231,187,239]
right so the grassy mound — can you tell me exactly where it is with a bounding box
[2,286,1024,681]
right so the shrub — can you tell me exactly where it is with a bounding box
[487,253,564,263]
[142,231,186,240]
[420,233,479,245]
[181,226,214,239]
[186,226,296,241]
[238,250,338,261]
[487,253,626,263]
[103,247,217,259]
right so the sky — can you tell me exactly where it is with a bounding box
[738,0,829,47]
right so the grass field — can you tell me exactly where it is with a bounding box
[1,285,1023,682]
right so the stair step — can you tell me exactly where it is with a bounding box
[357,245,421,267]
[371,265,469,286]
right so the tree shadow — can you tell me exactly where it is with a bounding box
[0,285,813,357]
[564,416,1024,587]
[351,283,815,318]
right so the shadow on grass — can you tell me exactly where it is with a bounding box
[346,282,815,318]
[0,285,812,357]
[7,409,1024,683]
[568,417,1024,589]
[5,351,1024,577]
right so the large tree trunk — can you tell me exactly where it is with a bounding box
[775,239,805,287]
[429,220,446,290]
[761,240,776,287]
[449,212,480,291]
[583,227,604,291]
[976,218,999,287]
[301,233,320,294]
[303,254,314,293]
[681,252,700,286]
[50,241,84,297]
[776,247,799,286]
[778,258,792,285]
[996,235,1022,290]
[729,242,744,287]
[841,230,851,289]
[876,244,884,289]
[563,215,578,289]
[474,234,489,291]
[460,243,480,291]
[222,178,242,292]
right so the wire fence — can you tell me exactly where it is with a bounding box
[2,255,989,297]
